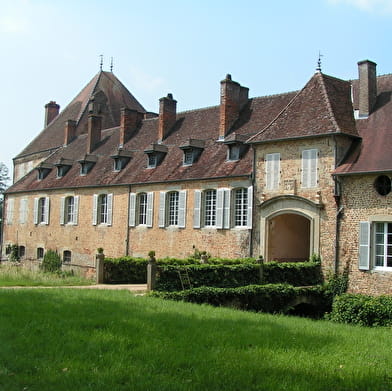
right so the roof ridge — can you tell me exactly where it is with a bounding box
[317,73,341,133]
[251,90,299,100]
[177,104,219,115]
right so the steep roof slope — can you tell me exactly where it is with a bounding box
[247,72,358,143]
[335,74,392,175]
[16,71,146,159]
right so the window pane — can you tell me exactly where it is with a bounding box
[65,197,75,223]
[168,192,179,225]
[235,188,248,226]
[99,195,108,224]
[138,193,147,225]
[205,190,216,226]
[184,150,193,165]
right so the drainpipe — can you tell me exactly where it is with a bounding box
[333,174,343,274]
[249,145,256,257]
[125,185,131,256]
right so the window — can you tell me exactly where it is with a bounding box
[228,145,240,161]
[60,196,79,225]
[80,161,95,175]
[359,221,392,271]
[92,194,113,226]
[113,157,130,171]
[183,150,194,165]
[129,192,154,227]
[6,198,14,225]
[374,175,391,196]
[148,154,157,168]
[63,250,72,263]
[33,197,50,225]
[37,247,44,259]
[19,246,25,258]
[235,188,248,227]
[301,149,318,188]
[265,153,280,190]
[204,190,217,227]
[19,198,28,224]
[158,191,186,228]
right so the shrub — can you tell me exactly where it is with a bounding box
[151,284,328,315]
[8,244,20,263]
[104,257,148,283]
[327,294,392,327]
[40,250,62,273]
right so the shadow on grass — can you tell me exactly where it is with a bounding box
[0,289,391,391]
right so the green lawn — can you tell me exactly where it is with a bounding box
[0,264,93,286]
[0,289,391,391]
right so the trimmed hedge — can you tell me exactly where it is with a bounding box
[104,257,148,283]
[154,261,322,291]
[328,294,392,327]
[150,284,328,315]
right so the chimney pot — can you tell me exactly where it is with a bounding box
[44,101,60,127]
[158,94,177,141]
[358,60,377,117]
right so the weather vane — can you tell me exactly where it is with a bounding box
[99,54,103,71]
[316,51,323,73]
[110,57,114,72]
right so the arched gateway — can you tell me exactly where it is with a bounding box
[259,196,322,262]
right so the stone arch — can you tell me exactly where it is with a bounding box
[259,195,322,262]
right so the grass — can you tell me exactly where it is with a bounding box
[0,264,93,286]
[0,289,391,390]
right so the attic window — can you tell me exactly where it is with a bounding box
[144,143,168,169]
[111,149,132,172]
[374,175,391,196]
[36,164,53,180]
[180,139,205,166]
[78,154,97,176]
[55,159,73,178]
[228,144,240,161]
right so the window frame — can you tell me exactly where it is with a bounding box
[34,197,50,225]
[92,193,113,226]
[204,189,217,227]
[301,149,318,189]
[374,222,392,270]
[63,250,72,263]
[265,153,280,191]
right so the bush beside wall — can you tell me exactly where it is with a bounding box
[328,294,392,327]
[151,284,328,315]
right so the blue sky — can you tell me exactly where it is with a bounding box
[1,0,392,182]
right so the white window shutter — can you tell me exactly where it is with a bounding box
[247,186,253,229]
[92,194,98,226]
[310,149,318,188]
[273,153,280,190]
[359,221,370,270]
[6,198,14,225]
[146,192,154,227]
[60,197,65,225]
[223,189,231,229]
[19,198,27,224]
[129,193,136,227]
[265,154,273,190]
[178,190,187,228]
[33,198,39,225]
[44,197,50,225]
[193,190,201,228]
[158,192,166,228]
[216,188,225,229]
[301,150,310,188]
[107,193,113,226]
[73,196,79,225]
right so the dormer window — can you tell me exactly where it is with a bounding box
[228,144,240,161]
[55,158,73,178]
[144,143,168,169]
[180,139,205,166]
[223,135,249,162]
[78,154,97,176]
[111,149,132,172]
[36,163,53,180]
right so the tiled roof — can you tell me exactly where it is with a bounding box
[8,89,295,193]
[16,71,146,159]
[335,73,392,175]
[247,72,358,144]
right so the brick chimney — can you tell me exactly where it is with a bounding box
[87,114,102,153]
[358,60,377,118]
[219,74,249,139]
[44,101,60,127]
[119,108,141,146]
[64,120,77,146]
[158,93,177,141]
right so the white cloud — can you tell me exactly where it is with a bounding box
[328,0,392,13]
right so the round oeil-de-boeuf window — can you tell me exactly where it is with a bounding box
[374,175,392,196]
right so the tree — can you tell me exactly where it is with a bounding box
[0,162,9,194]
